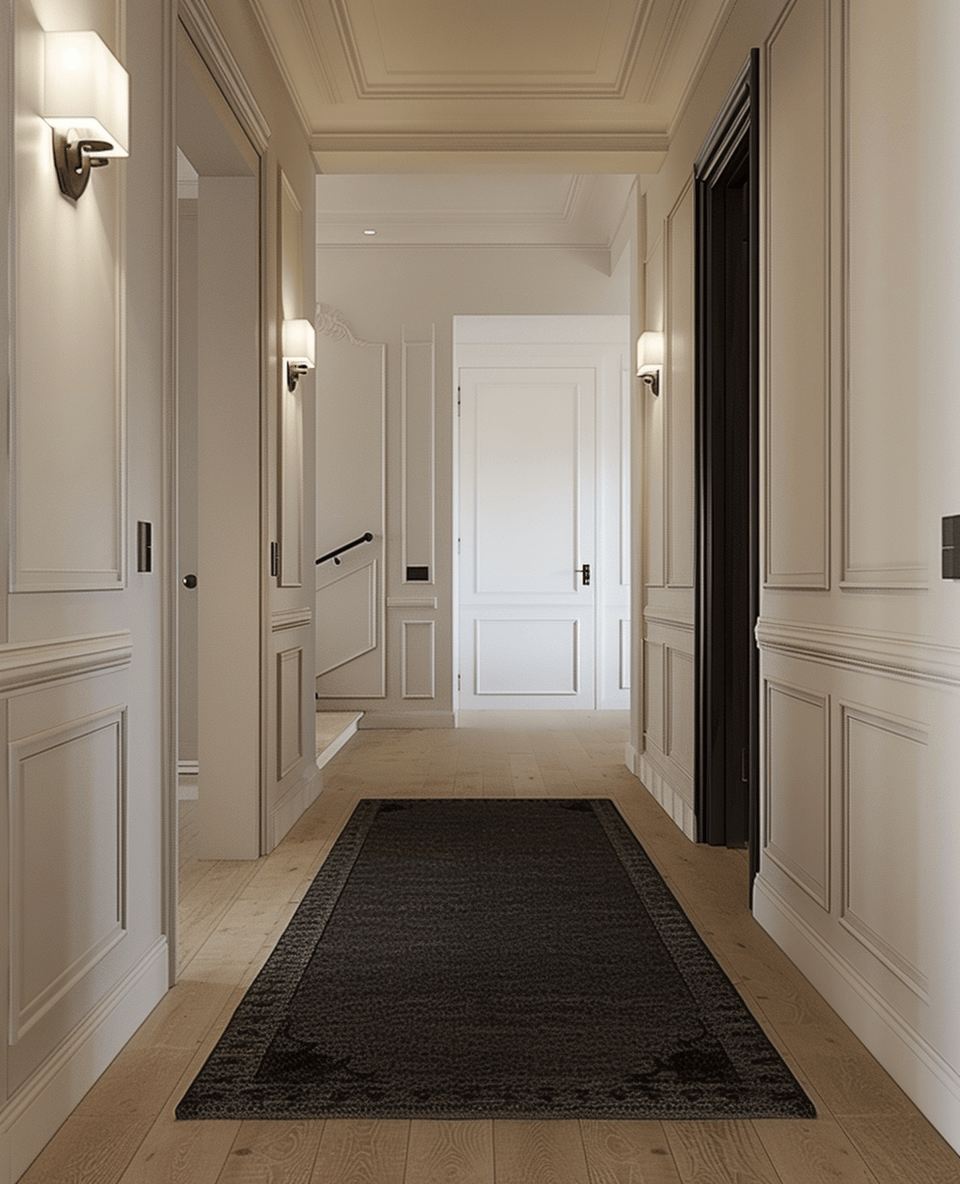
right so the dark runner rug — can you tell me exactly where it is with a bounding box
[176,798,815,1121]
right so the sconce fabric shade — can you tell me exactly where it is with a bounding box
[43,31,129,157]
[636,331,664,376]
[282,319,316,370]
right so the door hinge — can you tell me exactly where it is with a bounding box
[457,386,461,416]
[458,673,461,691]
[741,747,749,783]
[270,541,280,577]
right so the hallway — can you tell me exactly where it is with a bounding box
[22,722,960,1183]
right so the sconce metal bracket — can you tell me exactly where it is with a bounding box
[52,128,112,200]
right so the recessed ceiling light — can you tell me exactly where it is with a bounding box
[363,228,376,235]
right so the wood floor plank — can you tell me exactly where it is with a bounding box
[754,1118,881,1184]
[580,1120,684,1184]
[311,1119,410,1183]
[216,1121,325,1183]
[841,1114,960,1184]
[404,1120,494,1184]
[663,1121,781,1184]
[115,1112,240,1184]
[493,1120,590,1184]
[18,1115,154,1184]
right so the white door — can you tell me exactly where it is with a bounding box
[459,367,597,709]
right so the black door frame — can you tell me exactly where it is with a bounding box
[693,51,761,888]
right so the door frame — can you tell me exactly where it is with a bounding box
[693,51,761,882]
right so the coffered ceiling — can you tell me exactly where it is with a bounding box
[247,0,736,173]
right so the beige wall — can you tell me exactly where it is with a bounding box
[633,0,960,1153]
[314,242,631,724]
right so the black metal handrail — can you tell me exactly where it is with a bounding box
[316,531,374,566]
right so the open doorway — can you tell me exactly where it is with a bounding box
[694,52,760,882]
[176,27,262,863]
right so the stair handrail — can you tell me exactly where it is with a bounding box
[316,531,374,566]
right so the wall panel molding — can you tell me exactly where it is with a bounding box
[840,702,930,998]
[756,617,960,688]
[763,0,831,590]
[271,606,312,632]
[8,707,128,1044]
[276,647,303,779]
[401,328,436,584]
[0,633,133,696]
[763,678,830,909]
[401,620,436,700]
[664,179,695,590]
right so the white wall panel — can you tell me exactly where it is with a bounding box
[276,647,303,779]
[9,707,126,1045]
[315,560,377,675]
[402,332,435,582]
[665,645,694,777]
[401,620,435,699]
[841,704,929,995]
[12,2,125,592]
[643,638,664,751]
[665,184,695,590]
[843,0,925,587]
[764,680,829,909]
[765,0,830,589]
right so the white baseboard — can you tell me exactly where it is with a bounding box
[0,936,169,1184]
[266,765,323,852]
[637,752,696,840]
[754,875,960,1155]
[359,711,455,730]
[316,715,361,770]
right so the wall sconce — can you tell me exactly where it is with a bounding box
[283,319,316,392]
[636,331,664,396]
[43,31,129,201]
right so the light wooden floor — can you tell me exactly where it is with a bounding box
[21,722,960,1183]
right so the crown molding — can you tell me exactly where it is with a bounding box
[179,0,272,153]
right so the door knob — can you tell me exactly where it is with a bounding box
[182,574,198,589]
[576,563,591,586]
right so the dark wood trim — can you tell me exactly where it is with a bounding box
[693,50,761,894]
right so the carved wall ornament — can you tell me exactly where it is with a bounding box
[316,303,367,346]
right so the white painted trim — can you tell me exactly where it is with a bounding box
[271,606,312,632]
[266,764,322,850]
[178,0,271,153]
[639,752,696,840]
[315,713,361,770]
[388,597,438,609]
[754,875,960,1153]
[0,937,168,1184]
[756,617,960,688]
[363,711,455,730]
[643,604,695,632]
[0,633,132,695]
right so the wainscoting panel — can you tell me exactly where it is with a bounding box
[764,679,830,909]
[665,645,694,777]
[8,708,126,1047]
[665,183,695,590]
[401,621,435,700]
[841,703,929,996]
[764,0,830,589]
[402,331,435,583]
[643,638,664,751]
[276,647,303,779]
[315,560,382,696]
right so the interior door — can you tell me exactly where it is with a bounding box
[458,367,596,710]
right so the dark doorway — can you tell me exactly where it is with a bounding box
[694,52,760,889]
